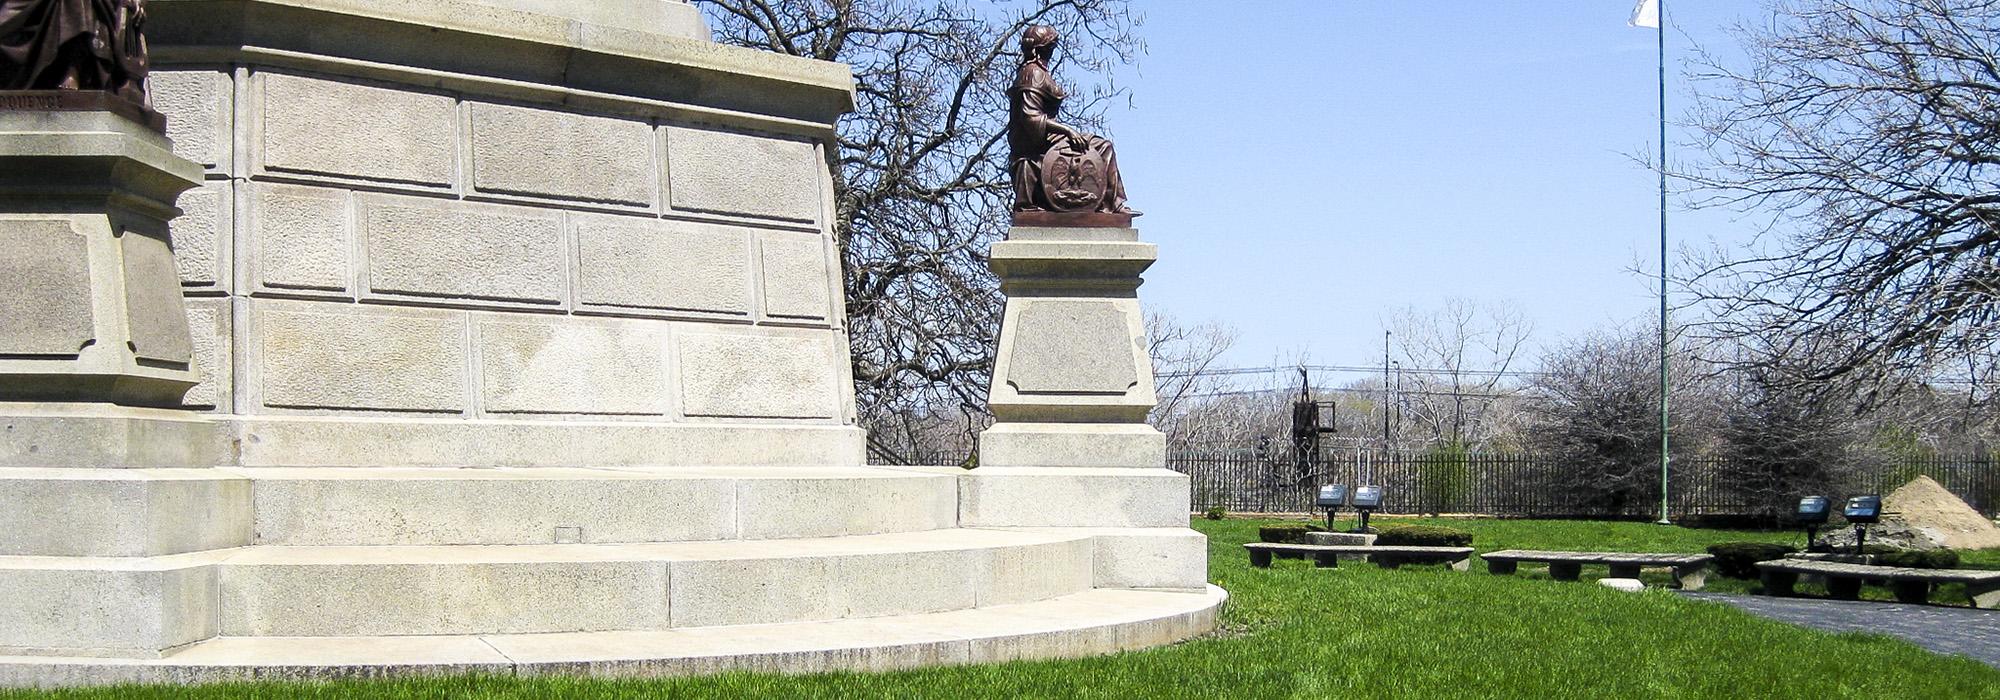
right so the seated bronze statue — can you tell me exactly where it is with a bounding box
[0,0,151,105]
[1008,24,1137,226]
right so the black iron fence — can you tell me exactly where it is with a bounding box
[1172,448,2000,519]
[866,440,2000,519]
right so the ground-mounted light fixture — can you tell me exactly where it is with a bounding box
[1316,484,1349,531]
[1351,485,1384,533]
[1843,495,1882,554]
[1795,495,1830,549]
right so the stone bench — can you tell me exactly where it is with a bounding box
[1244,543,1474,571]
[1755,559,2000,609]
[1481,550,1712,590]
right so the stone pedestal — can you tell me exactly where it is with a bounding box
[0,110,204,408]
[965,226,1187,527]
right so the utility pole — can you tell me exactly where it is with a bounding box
[1382,331,1392,452]
[1651,0,1673,525]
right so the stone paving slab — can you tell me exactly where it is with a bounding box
[1683,592,2000,669]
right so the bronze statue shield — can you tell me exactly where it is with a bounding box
[1039,144,1107,212]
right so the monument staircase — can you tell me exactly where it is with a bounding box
[0,0,1219,687]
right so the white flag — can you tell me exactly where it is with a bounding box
[1630,0,1660,28]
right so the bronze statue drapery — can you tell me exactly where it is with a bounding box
[0,0,149,105]
[1007,24,1135,222]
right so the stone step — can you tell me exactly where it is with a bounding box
[0,528,1112,650]
[0,586,1227,688]
[239,465,960,546]
[0,466,961,555]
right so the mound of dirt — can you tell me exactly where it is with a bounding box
[1881,476,2000,550]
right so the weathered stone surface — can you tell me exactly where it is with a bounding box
[665,126,820,222]
[0,564,217,657]
[478,321,670,415]
[575,216,750,316]
[978,422,1164,469]
[0,219,93,356]
[225,418,866,468]
[759,231,831,320]
[958,468,1190,528]
[470,103,654,206]
[975,538,1094,606]
[120,232,196,366]
[150,70,230,170]
[219,556,670,636]
[1305,532,1378,547]
[1084,528,1210,589]
[253,184,349,292]
[676,332,840,419]
[169,182,228,288]
[256,307,466,412]
[1007,301,1137,394]
[182,299,232,409]
[735,472,956,540]
[0,406,224,469]
[260,73,456,186]
[245,467,740,546]
[363,198,564,305]
[0,469,251,557]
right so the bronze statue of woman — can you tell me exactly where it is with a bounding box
[0,0,150,104]
[1008,24,1135,221]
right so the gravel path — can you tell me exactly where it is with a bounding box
[1683,592,2000,669]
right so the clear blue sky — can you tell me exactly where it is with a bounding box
[1105,1,1764,369]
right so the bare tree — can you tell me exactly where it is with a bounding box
[1387,299,1533,447]
[694,0,1142,461]
[1146,310,1239,440]
[1681,0,2000,401]
[1523,325,1720,516]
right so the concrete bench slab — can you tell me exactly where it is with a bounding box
[1481,550,1713,590]
[1754,559,2000,609]
[1243,543,1474,571]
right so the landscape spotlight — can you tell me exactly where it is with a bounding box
[1843,495,1882,554]
[1316,484,1349,531]
[1795,496,1830,548]
[1350,485,1384,533]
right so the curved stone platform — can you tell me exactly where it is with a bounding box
[0,586,1226,688]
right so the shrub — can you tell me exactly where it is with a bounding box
[1876,549,1960,569]
[1257,524,1326,544]
[1706,542,1797,579]
[1415,442,1472,516]
[1373,524,1473,547]
[1203,506,1227,521]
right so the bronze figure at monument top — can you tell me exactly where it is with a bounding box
[1007,24,1137,228]
[0,0,161,130]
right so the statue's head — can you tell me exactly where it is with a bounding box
[1021,25,1059,60]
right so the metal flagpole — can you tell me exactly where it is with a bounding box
[1655,0,1672,525]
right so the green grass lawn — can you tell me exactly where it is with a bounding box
[7,518,1998,700]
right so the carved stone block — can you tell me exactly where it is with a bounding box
[260,73,456,186]
[120,231,196,366]
[150,70,231,171]
[575,215,751,316]
[665,126,820,222]
[759,231,832,321]
[1006,300,1138,395]
[470,102,655,206]
[362,198,564,305]
[257,307,466,412]
[169,181,228,289]
[478,321,670,415]
[677,332,840,419]
[251,184,350,292]
[0,219,94,356]
[182,299,232,409]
